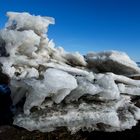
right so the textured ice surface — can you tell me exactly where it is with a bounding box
[23,68,77,115]
[0,12,140,133]
[14,95,140,132]
[6,12,54,34]
[86,51,140,75]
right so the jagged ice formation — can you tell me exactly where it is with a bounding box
[0,12,140,133]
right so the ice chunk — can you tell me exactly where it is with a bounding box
[94,73,120,100]
[23,68,77,114]
[14,96,140,133]
[6,12,54,34]
[86,51,140,75]
[65,75,102,103]
[0,12,140,133]
[64,51,87,66]
[118,83,140,96]
[46,63,89,76]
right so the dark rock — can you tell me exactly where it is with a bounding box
[0,123,140,140]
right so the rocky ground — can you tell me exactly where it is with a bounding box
[0,122,140,140]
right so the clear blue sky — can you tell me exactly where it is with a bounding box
[0,0,140,61]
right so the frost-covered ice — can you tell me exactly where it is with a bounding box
[0,12,140,133]
[6,12,55,34]
[86,51,140,75]
[14,95,140,132]
[23,68,77,115]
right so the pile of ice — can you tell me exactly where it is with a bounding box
[1,12,140,133]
